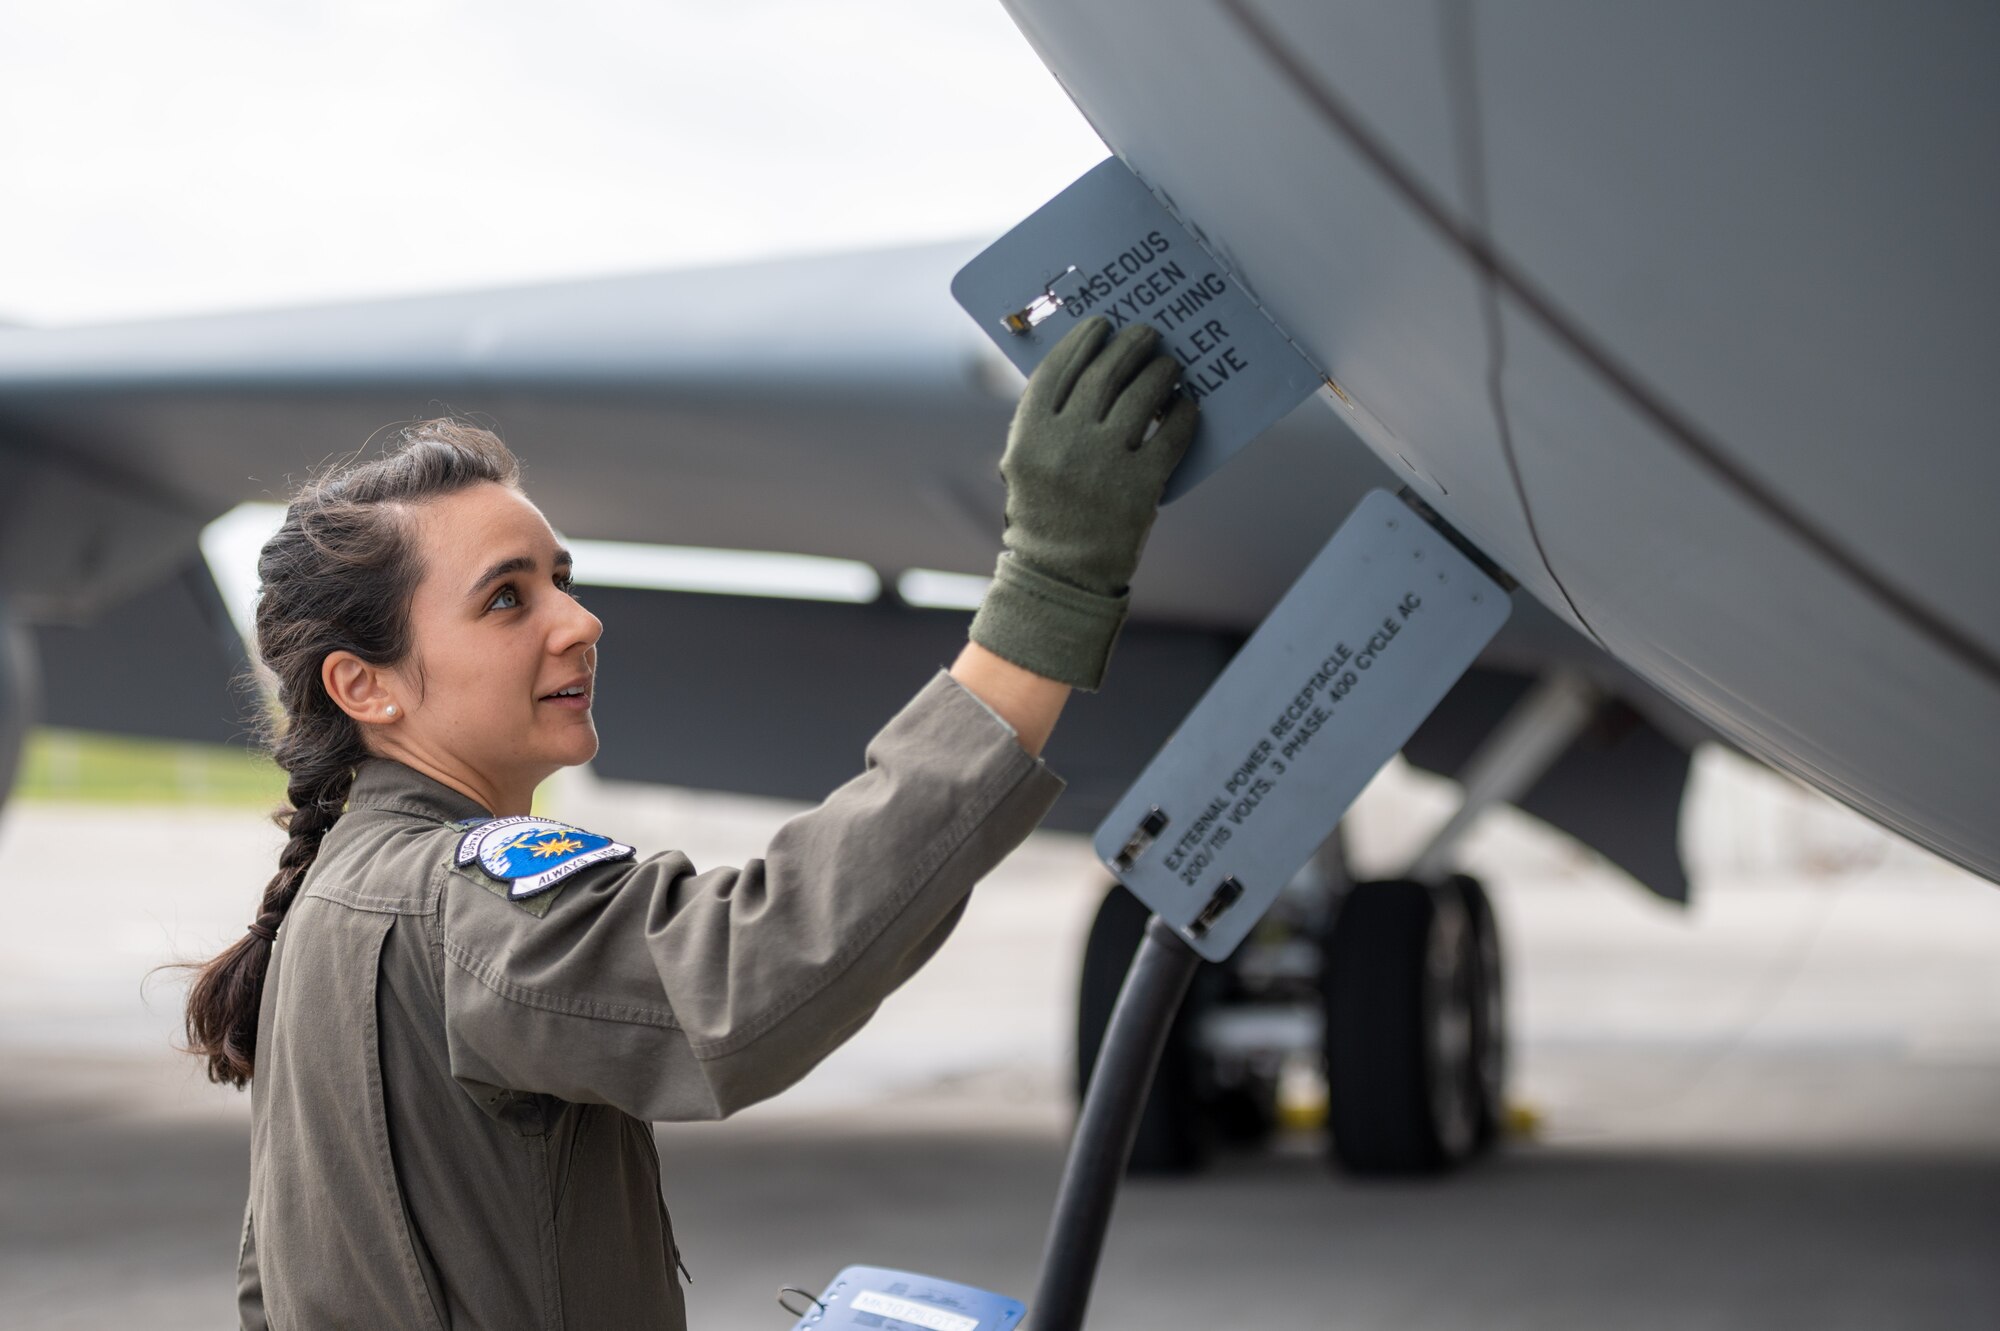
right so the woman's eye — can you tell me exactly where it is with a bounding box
[487,585,521,611]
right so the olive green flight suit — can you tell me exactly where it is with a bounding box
[237,672,1064,1329]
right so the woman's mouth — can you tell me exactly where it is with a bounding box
[540,683,591,709]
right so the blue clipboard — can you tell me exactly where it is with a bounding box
[785,1265,1026,1331]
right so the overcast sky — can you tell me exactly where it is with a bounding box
[0,0,1106,326]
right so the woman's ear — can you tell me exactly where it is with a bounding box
[322,651,400,726]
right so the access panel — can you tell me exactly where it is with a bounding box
[1095,490,1511,961]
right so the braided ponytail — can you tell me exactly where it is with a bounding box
[182,419,519,1088]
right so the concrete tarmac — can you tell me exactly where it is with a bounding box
[4,767,1999,1328]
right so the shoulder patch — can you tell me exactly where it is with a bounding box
[455,815,635,902]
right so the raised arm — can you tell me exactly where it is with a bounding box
[440,671,1064,1121]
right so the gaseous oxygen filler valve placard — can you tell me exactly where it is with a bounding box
[1095,491,1513,962]
[952,156,1324,502]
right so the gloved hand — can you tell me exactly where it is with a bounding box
[970,315,1198,690]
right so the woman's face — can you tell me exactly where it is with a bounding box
[380,481,604,809]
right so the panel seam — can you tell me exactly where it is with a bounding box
[1216,0,2000,687]
[1438,0,1606,649]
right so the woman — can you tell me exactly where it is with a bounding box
[183,315,1195,1329]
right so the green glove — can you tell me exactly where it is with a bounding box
[970,315,1199,690]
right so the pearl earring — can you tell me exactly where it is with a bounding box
[386,705,398,718]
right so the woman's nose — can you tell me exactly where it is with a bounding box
[554,596,603,654]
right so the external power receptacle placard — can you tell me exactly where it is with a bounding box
[1094,490,1512,961]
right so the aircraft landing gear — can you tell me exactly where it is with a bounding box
[1075,868,1506,1179]
[1073,839,1323,1178]
[1071,669,1599,1180]
[1075,883,1274,1175]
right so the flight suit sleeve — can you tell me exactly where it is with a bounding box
[439,670,1066,1121]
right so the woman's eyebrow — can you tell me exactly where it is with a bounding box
[466,555,536,599]
[465,548,575,600]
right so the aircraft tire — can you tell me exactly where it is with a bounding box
[1451,873,1507,1151]
[1208,1079,1278,1148]
[1322,879,1483,1175]
[1076,882,1208,1175]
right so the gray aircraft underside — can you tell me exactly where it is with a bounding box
[994,0,2000,884]
[0,234,1699,896]
[7,3,1986,893]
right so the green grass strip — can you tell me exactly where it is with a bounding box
[16,729,287,808]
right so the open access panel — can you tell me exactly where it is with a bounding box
[1095,490,1513,962]
[952,156,1323,502]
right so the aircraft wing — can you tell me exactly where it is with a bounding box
[0,240,1463,632]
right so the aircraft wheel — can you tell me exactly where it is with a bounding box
[1076,882,1208,1175]
[1450,873,1507,1149]
[1322,879,1483,1174]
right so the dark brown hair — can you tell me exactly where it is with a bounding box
[183,419,521,1087]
